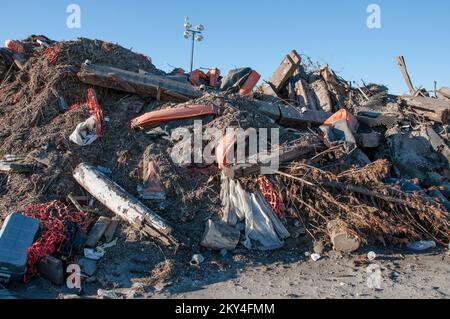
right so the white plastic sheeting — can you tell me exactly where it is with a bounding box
[220,172,290,250]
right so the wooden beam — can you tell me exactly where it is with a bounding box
[400,95,450,123]
[73,163,177,247]
[222,138,324,178]
[269,50,302,93]
[78,63,202,102]
[396,56,416,96]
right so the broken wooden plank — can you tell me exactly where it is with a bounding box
[223,137,324,178]
[73,163,176,247]
[400,95,450,123]
[396,56,416,96]
[0,162,35,173]
[78,63,202,102]
[269,50,302,93]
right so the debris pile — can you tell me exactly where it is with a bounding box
[0,36,449,295]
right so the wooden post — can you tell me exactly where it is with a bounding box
[396,56,416,96]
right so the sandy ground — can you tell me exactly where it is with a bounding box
[155,249,450,299]
[8,242,450,300]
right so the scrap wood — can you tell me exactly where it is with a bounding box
[0,161,36,173]
[73,163,177,247]
[269,50,302,93]
[400,95,450,123]
[396,56,416,96]
[222,136,325,178]
[78,63,202,102]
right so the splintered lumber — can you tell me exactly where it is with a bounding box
[400,96,450,123]
[327,219,360,253]
[78,63,202,102]
[0,162,35,173]
[396,56,416,96]
[223,137,324,178]
[269,50,302,93]
[201,219,241,250]
[73,163,176,247]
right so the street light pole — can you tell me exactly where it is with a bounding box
[184,17,205,74]
[190,31,195,73]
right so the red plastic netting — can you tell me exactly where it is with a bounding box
[23,201,91,283]
[42,45,63,64]
[258,177,286,220]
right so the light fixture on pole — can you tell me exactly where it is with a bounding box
[183,17,205,73]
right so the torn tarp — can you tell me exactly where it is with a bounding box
[69,116,98,146]
[220,173,289,250]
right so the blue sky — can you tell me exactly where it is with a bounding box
[1,0,449,95]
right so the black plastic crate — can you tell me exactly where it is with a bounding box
[0,213,40,283]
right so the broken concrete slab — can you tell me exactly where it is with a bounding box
[387,132,445,181]
[425,126,450,162]
[356,131,382,148]
[278,105,332,127]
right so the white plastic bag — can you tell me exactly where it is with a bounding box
[69,116,98,146]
